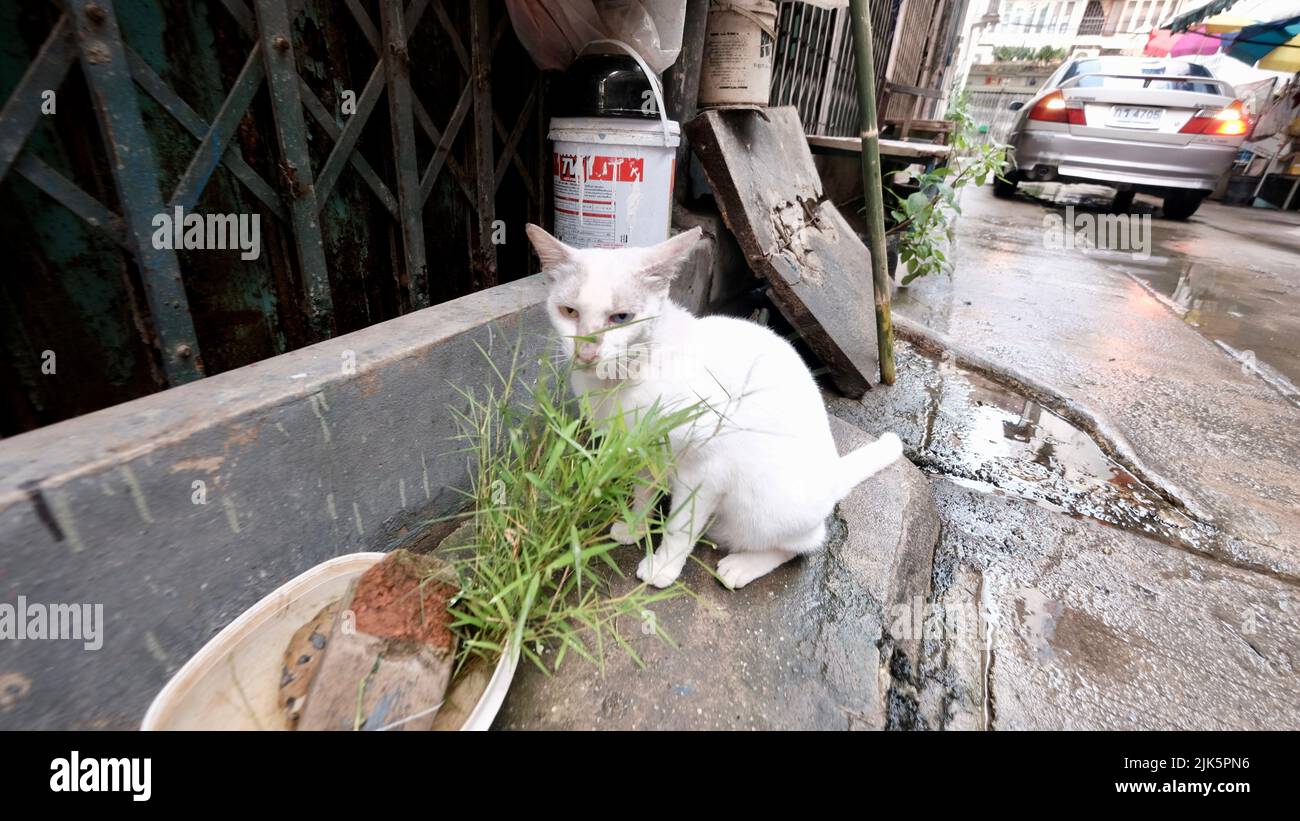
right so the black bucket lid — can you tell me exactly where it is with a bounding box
[554,51,660,120]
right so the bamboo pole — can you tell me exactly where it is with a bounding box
[847,0,896,385]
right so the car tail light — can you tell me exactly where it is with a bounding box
[1180,100,1249,136]
[1027,91,1086,126]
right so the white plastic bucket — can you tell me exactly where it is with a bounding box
[549,116,680,249]
[549,38,679,249]
[698,0,778,108]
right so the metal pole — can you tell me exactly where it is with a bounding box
[847,0,896,385]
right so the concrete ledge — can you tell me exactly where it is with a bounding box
[0,276,549,729]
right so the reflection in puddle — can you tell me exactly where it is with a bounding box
[1016,587,1062,663]
[1017,182,1299,401]
[909,353,1213,552]
[1122,260,1300,402]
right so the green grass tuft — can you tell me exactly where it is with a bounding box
[439,343,708,675]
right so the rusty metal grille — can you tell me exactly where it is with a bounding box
[0,0,546,435]
[768,0,901,137]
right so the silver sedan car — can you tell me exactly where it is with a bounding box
[996,56,1250,219]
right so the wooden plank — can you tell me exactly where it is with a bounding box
[807,134,951,159]
[686,107,878,397]
[881,118,952,131]
[254,0,335,338]
[68,0,204,384]
[883,82,943,100]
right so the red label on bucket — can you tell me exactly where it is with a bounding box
[554,154,645,183]
[549,136,674,249]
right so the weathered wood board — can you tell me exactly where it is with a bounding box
[686,107,880,397]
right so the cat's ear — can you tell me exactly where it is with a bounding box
[525,224,576,279]
[638,227,702,291]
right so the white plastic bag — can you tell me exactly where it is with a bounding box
[505,0,687,73]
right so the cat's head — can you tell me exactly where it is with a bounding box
[525,224,701,368]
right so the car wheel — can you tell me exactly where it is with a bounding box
[992,172,1019,199]
[1111,190,1136,212]
[1162,191,1204,220]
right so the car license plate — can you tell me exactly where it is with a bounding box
[1110,106,1162,128]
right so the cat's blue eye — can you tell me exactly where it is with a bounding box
[609,312,633,324]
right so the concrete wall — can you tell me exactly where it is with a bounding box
[0,276,550,729]
[0,208,750,729]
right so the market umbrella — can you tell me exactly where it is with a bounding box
[1227,15,1300,71]
[1144,28,1180,57]
[1168,0,1252,32]
[1169,27,1232,57]
[1256,32,1300,71]
[1199,13,1257,33]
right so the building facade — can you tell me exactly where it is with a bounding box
[966,0,1204,61]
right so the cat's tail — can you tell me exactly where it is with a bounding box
[835,432,904,498]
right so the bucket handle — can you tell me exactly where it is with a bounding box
[583,38,673,148]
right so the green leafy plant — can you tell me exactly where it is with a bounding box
[884,90,1009,285]
[992,44,1065,62]
[1036,45,1067,62]
[440,344,708,675]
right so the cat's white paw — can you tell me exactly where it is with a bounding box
[716,550,794,589]
[610,520,643,545]
[717,554,764,589]
[636,552,682,588]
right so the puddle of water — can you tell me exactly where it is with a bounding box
[1120,258,1300,397]
[1016,587,1062,663]
[906,350,1212,552]
[1013,182,1300,398]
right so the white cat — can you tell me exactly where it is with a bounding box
[526,224,903,589]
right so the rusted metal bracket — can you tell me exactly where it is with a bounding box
[254,0,335,338]
[69,0,205,383]
[469,0,497,289]
[0,16,76,181]
[379,0,431,307]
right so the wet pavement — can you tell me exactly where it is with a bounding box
[922,181,1300,398]
[885,184,1300,581]
[1119,256,1300,404]
[830,345,1214,555]
[834,182,1300,728]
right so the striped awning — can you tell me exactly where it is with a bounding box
[1167,0,1244,32]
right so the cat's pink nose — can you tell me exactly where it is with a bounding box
[575,344,599,364]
